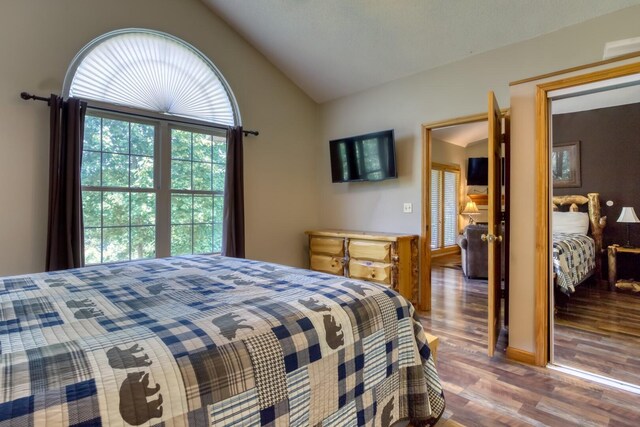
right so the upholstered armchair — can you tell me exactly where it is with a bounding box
[457,224,505,279]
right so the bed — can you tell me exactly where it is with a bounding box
[0,255,444,426]
[552,193,606,295]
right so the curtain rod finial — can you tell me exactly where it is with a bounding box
[20,92,52,105]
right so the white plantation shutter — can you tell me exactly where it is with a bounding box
[443,171,458,246]
[431,166,460,250]
[66,29,238,125]
[431,169,441,249]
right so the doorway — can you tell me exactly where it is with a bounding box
[547,77,640,388]
[536,63,640,392]
[421,101,509,357]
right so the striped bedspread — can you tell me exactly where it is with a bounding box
[0,255,444,426]
[552,233,595,294]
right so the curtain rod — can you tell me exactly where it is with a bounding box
[20,92,259,137]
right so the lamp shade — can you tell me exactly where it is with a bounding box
[461,200,480,215]
[617,207,640,223]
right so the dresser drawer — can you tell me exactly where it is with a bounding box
[348,240,392,262]
[306,230,417,303]
[310,237,344,256]
[348,260,392,285]
[310,254,345,276]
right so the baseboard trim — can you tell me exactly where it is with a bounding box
[506,346,536,365]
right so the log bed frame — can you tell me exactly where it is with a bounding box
[552,192,607,279]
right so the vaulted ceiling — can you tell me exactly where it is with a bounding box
[203,0,640,103]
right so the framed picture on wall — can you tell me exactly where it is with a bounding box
[552,141,581,188]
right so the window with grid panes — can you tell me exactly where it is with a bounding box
[82,115,157,264]
[170,128,226,256]
[81,115,227,264]
[67,30,240,265]
[430,164,460,250]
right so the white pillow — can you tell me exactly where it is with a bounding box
[552,211,589,235]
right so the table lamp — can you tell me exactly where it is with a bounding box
[617,206,639,248]
[461,200,480,225]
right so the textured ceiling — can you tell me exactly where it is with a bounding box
[203,0,640,103]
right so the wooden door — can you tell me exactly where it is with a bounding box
[487,92,503,357]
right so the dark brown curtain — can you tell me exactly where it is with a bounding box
[45,95,87,271]
[222,126,245,258]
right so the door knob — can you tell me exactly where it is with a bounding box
[481,233,502,243]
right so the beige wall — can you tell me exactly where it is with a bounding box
[431,139,466,176]
[0,0,320,275]
[319,6,640,353]
[466,139,489,158]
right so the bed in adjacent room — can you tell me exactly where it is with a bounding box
[552,193,606,295]
[552,232,596,294]
[0,255,444,426]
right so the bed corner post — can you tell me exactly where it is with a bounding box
[587,193,606,279]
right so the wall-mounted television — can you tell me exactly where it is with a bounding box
[467,157,506,185]
[330,129,397,183]
[467,157,488,185]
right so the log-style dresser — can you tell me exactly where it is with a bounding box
[304,230,419,304]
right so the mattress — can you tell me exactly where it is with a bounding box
[552,233,596,294]
[0,255,444,426]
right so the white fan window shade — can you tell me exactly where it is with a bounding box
[65,29,239,126]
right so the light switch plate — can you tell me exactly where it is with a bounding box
[403,203,413,213]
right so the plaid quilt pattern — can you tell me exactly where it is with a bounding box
[0,297,64,336]
[1,341,92,401]
[273,317,322,373]
[0,255,444,426]
[0,379,101,427]
[286,367,310,426]
[0,278,39,296]
[552,233,596,294]
[179,339,254,408]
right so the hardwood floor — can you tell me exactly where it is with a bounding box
[554,280,640,387]
[420,263,640,426]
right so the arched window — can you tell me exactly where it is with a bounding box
[64,28,240,125]
[65,29,239,264]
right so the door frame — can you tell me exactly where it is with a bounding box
[420,111,507,311]
[533,61,640,366]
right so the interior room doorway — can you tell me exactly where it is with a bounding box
[421,97,510,357]
[535,62,640,393]
[546,75,640,389]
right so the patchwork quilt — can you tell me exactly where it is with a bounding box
[0,255,444,426]
[552,233,596,294]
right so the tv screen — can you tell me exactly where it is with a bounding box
[330,130,397,183]
[467,157,488,185]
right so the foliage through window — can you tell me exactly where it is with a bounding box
[170,128,226,255]
[81,114,226,265]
